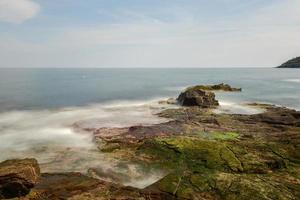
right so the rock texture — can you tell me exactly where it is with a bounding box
[277,57,300,68]
[22,172,173,200]
[0,159,40,199]
[177,88,219,107]
[91,103,300,200]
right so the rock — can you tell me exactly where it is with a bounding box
[177,87,219,107]
[138,133,299,200]
[98,142,121,152]
[134,104,300,200]
[0,158,40,199]
[239,106,300,127]
[25,172,173,200]
[277,57,300,68]
[25,172,100,199]
[188,83,242,92]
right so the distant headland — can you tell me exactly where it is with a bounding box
[277,57,300,68]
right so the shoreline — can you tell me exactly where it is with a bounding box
[0,85,300,199]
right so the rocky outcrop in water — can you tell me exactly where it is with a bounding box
[177,84,241,107]
[177,88,219,107]
[277,57,300,68]
[0,159,40,199]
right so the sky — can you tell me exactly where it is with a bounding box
[0,0,299,68]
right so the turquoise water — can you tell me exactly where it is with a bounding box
[0,68,299,111]
[0,68,299,181]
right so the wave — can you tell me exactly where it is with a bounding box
[214,101,264,115]
[283,79,300,83]
[0,98,175,188]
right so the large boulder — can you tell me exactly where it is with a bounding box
[177,87,219,107]
[0,158,40,199]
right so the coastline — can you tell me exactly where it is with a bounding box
[1,85,300,199]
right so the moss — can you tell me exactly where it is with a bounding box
[197,131,240,140]
[138,136,243,172]
[176,187,195,199]
[190,173,215,191]
[157,172,181,195]
[185,84,241,92]
[215,173,295,200]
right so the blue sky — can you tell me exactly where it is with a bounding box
[0,0,299,68]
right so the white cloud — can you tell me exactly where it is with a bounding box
[0,0,40,23]
[0,0,299,68]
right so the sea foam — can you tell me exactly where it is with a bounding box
[0,98,174,188]
[283,79,300,83]
[214,101,263,115]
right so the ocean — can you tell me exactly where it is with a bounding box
[0,68,299,111]
[0,68,299,188]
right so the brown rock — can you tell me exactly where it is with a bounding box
[0,158,40,199]
[24,172,174,200]
[177,88,219,108]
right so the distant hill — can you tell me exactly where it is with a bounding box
[277,57,300,68]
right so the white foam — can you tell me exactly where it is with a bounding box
[214,101,263,115]
[0,98,173,188]
[283,79,300,83]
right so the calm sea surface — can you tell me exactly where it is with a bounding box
[0,68,299,111]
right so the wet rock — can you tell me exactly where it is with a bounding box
[25,172,174,200]
[98,142,121,153]
[139,135,300,200]
[177,87,219,107]
[0,158,40,199]
[237,106,300,127]
[94,121,185,144]
[25,172,100,199]
[134,104,300,199]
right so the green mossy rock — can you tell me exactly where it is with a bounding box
[139,136,243,172]
[140,135,300,200]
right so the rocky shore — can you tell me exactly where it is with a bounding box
[1,84,299,200]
